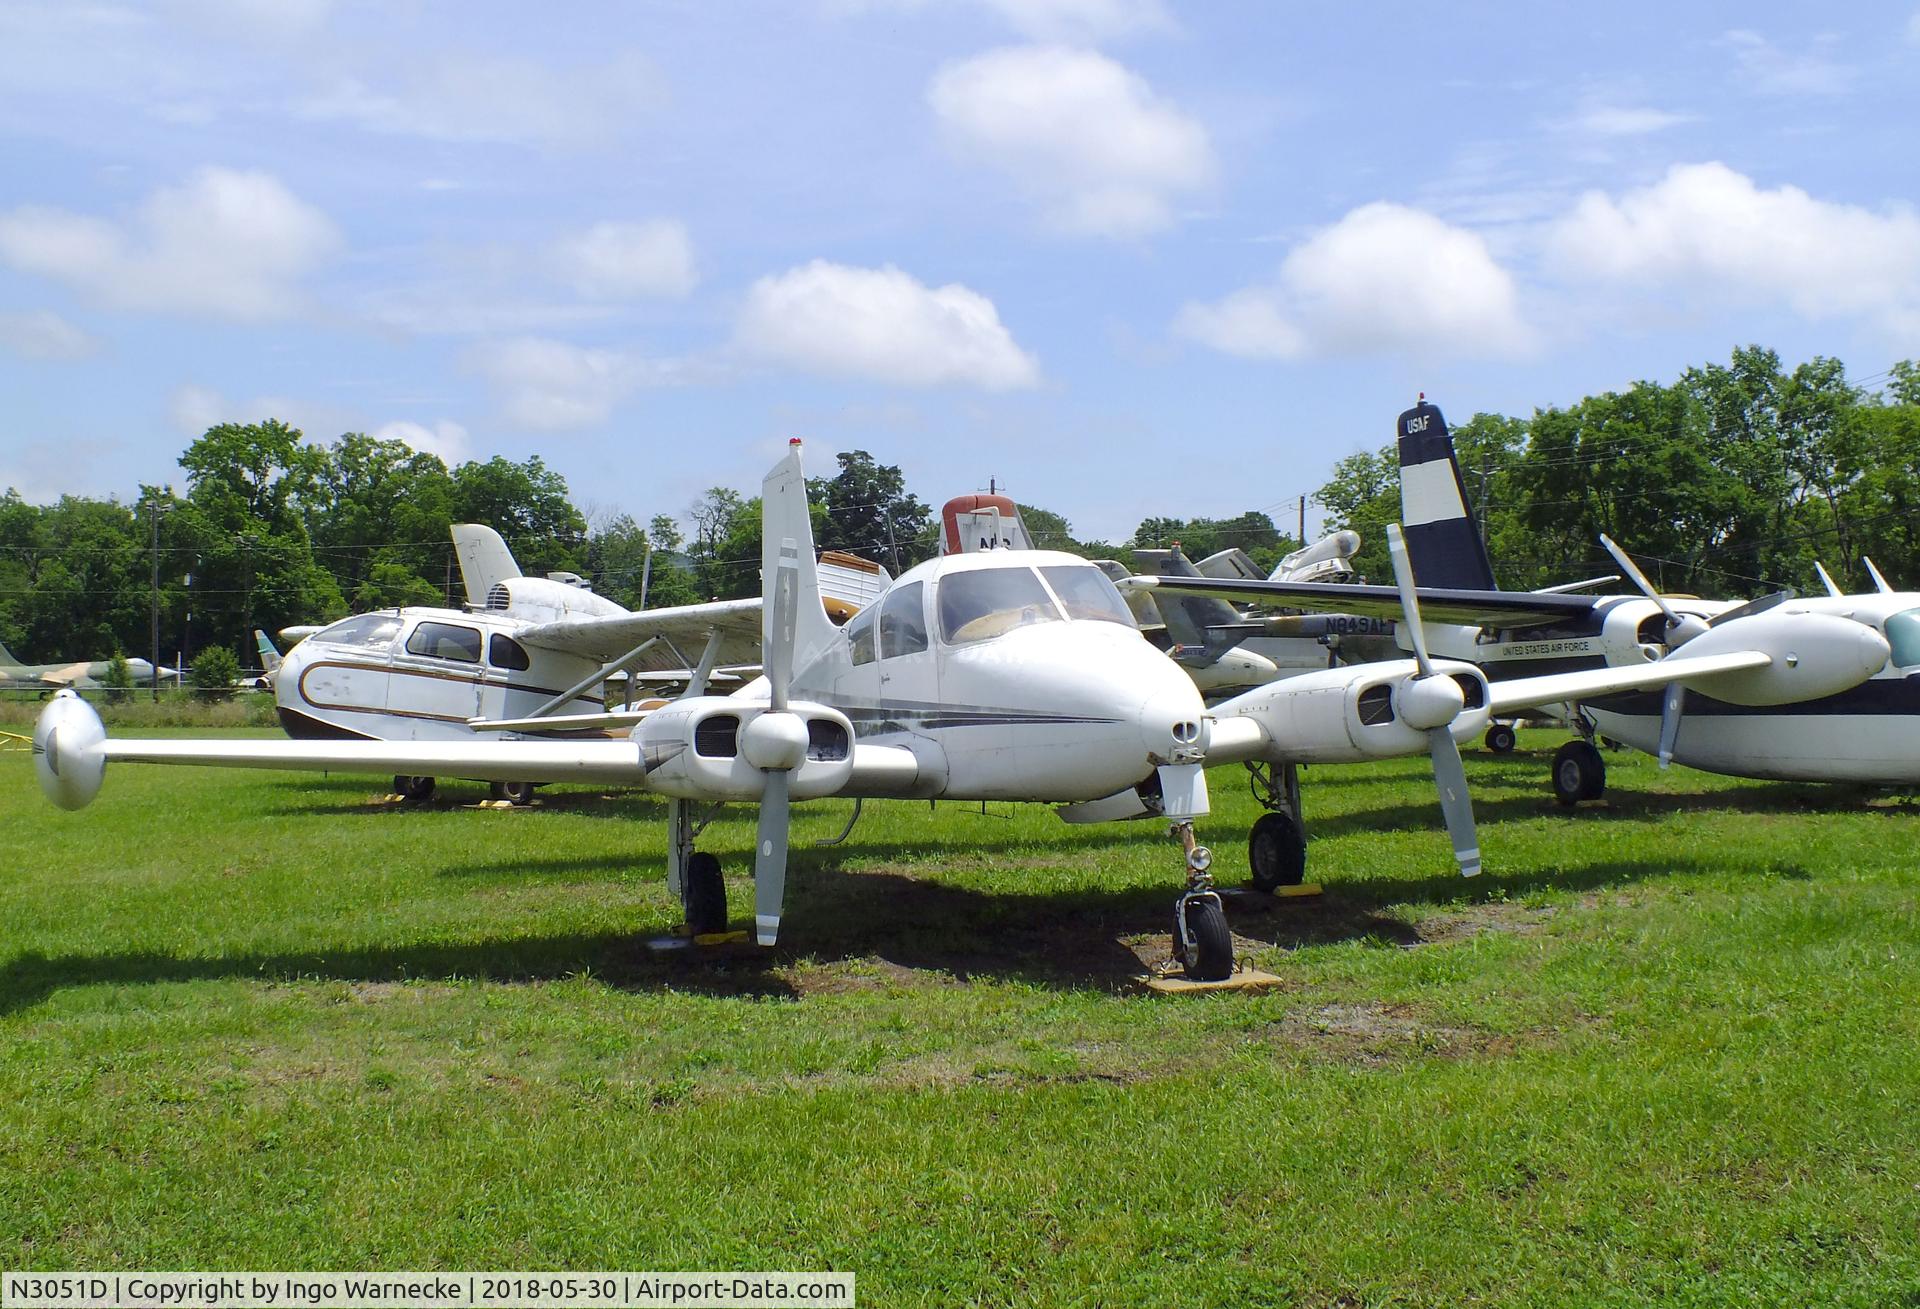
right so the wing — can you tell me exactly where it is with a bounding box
[1118,575,1598,629]
[100,737,648,786]
[516,598,764,671]
[1487,649,1771,715]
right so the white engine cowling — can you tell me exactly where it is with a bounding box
[1213,658,1490,764]
[635,696,855,800]
[482,576,629,625]
[1676,608,1889,705]
[34,689,107,810]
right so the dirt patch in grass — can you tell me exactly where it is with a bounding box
[1268,1002,1511,1065]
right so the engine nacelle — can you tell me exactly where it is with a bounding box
[635,696,855,800]
[1214,658,1490,764]
[481,576,628,626]
[34,689,107,810]
[1675,608,1889,705]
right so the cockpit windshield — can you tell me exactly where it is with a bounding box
[1039,565,1134,626]
[313,614,403,649]
[1885,608,1920,668]
[938,567,1061,644]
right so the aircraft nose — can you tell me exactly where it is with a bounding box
[1139,675,1209,763]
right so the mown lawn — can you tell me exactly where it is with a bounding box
[2,729,1917,1306]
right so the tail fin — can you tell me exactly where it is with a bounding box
[1397,399,1497,590]
[451,524,522,607]
[0,639,17,667]
[762,440,839,674]
[254,629,282,673]
[1140,546,1262,666]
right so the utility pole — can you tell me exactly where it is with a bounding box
[639,543,654,609]
[149,498,162,702]
[1298,494,1306,547]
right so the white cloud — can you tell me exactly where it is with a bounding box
[1559,105,1695,136]
[734,260,1040,389]
[1176,204,1531,360]
[0,310,100,360]
[373,419,472,466]
[1547,162,1920,335]
[0,167,339,322]
[295,52,660,148]
[1721,29,1853,95]
[470,337,682,431]
[549,220,697,299]
[168,383,227,436]
[928,45,1212,238]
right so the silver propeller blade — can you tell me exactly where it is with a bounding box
[754,768,792,946]
[766,538,800,712]
[1657,682,1685,769]
[1864,556,1893,594]
[1600,534,1706,645]
[1385,523,1434,677]
[1813,561,1843,599]
[1426,727,1481,877]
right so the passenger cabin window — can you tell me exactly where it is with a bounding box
[314,614,402,648]
[878,582,928,659]
[406,621,482,663]
[846,603,877,666]
[1039,565,1134,626]
[488,633,531,671]
[1886,608,1920,668]
[938,567,1061,645]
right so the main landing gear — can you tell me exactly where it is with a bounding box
[1170,820,1232,982]
[393,774,436,803]
[1246,760,1306,891]
[1552,720,1607,806]
[667,797,730,936]
[489,780,537,806]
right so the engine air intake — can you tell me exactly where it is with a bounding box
[693,714,740,758]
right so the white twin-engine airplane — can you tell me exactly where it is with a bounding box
[31,442,1885,980]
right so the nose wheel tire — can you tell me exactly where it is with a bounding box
[394,775,436,803]
[1174,896,1233,981]
[683,852,728,937]
[1551,741,1606,806]
[1485,723,1517,754]
[1248,811,1306,891]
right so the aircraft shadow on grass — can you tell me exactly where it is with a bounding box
[0,848,1717,1015]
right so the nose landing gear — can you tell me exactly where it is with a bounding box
[1171,821,1233,981]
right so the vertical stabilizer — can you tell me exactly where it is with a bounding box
[254,630,282,673]
[0,639,17,668]
[451,524,522,607]
[762,441,839,675]
[1397,400,1497,590]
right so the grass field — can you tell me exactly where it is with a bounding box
[3,728,1918,1306]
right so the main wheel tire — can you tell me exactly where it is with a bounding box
[683,852,728,936]
[1551,741,1605,807]
[1248,811,1307,891]
[395,775,435,802]
[1175,897,1234,982]
[490,780,537,806]
[1485,723,1517,754]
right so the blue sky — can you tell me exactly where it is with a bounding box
[2,0,1917,545]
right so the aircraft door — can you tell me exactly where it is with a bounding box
[391,619,486,734]
[876,581,933,701]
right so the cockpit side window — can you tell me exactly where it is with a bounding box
[315,614,402,649]
[1885,608,1920,668]
[405,621,482,663]
[846,603,878,666]
[878,582,928,659]
[1039,565,1134,626]
[488,633,531,671]
[938,567,1061,645]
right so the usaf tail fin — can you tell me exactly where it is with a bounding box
[451,524,522,608]
[1397,399,1497,591]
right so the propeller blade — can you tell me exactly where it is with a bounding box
[754,768,792,946]
[1657,682,1684,769]
[1426,727,1481,877]
[1385,523,1434,678]
[1864,556,1893,594]
[1599,534,1679,624]
[766,537,801,712]
[1813,561,1843,599]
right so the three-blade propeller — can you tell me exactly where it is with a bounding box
[1385,524,1481,878]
